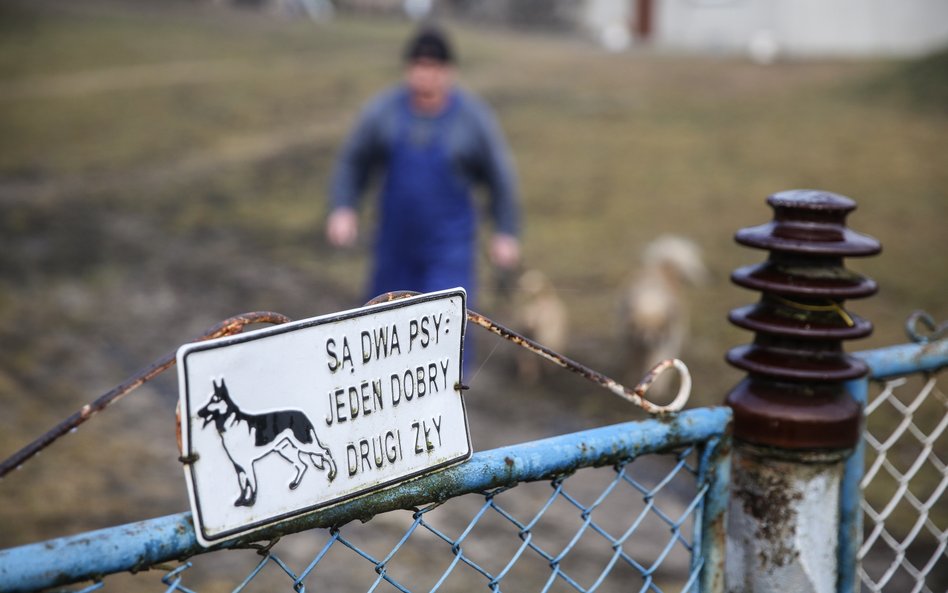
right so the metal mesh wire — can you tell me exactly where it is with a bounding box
[859,371,947,593]
[69,448,707,593]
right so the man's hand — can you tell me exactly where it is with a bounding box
[326,207,359,248]
[489,233,520,270]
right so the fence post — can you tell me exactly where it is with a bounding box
[723,190,880,593]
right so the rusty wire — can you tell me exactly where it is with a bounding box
[368,291,691,414]
[465,309,691,414]
[0,311,291,478]
[2,293,692,479]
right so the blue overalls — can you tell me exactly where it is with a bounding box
[370,91,477,301]
[369,91,477,369]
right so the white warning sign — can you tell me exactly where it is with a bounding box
[177,289,470,546]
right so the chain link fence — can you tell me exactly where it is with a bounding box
[842,338,948,593]
[0,408,731,593]
[163,449,700,593]
[859,372,946,593]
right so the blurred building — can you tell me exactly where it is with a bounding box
[644,0,948,59]
[233,0,948,60]
[442,0,948,59]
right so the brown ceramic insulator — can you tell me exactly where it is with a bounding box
[731,252,878,299]
[725,190,881,450]
[734,190,882,257]
[727,378,862,450]
[729,295,873,341]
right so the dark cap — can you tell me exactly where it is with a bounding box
[404,26,455,64]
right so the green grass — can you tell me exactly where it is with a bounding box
[0,0,945,562]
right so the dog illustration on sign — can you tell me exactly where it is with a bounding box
[197,379,337,507]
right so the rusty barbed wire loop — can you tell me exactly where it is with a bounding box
[624,358,692,414]
[905,310,948,344]
[0,311,291,478]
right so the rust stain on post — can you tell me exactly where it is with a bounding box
[733,454,802,568]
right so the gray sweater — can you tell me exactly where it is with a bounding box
[330,85,520,237]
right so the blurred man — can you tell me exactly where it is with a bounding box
[326,26,521,312]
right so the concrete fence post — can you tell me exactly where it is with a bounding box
[723,190,881,592]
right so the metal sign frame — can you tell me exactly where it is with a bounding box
[177,289,470,546]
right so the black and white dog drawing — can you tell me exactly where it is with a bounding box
[197,379,337,507]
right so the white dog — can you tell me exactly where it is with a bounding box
[512,269,568,384]
[618,235,707,383]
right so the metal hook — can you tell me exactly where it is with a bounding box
[906,310,948,344]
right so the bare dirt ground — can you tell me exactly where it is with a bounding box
[0,1,945,591]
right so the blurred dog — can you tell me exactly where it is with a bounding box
[512,269,568,384]
[618,235,708,384]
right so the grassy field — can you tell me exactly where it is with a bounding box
[0,0,945,589]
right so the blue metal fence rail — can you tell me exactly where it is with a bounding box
[0,406,732,593]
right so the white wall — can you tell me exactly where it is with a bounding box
[653,0,948,58]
